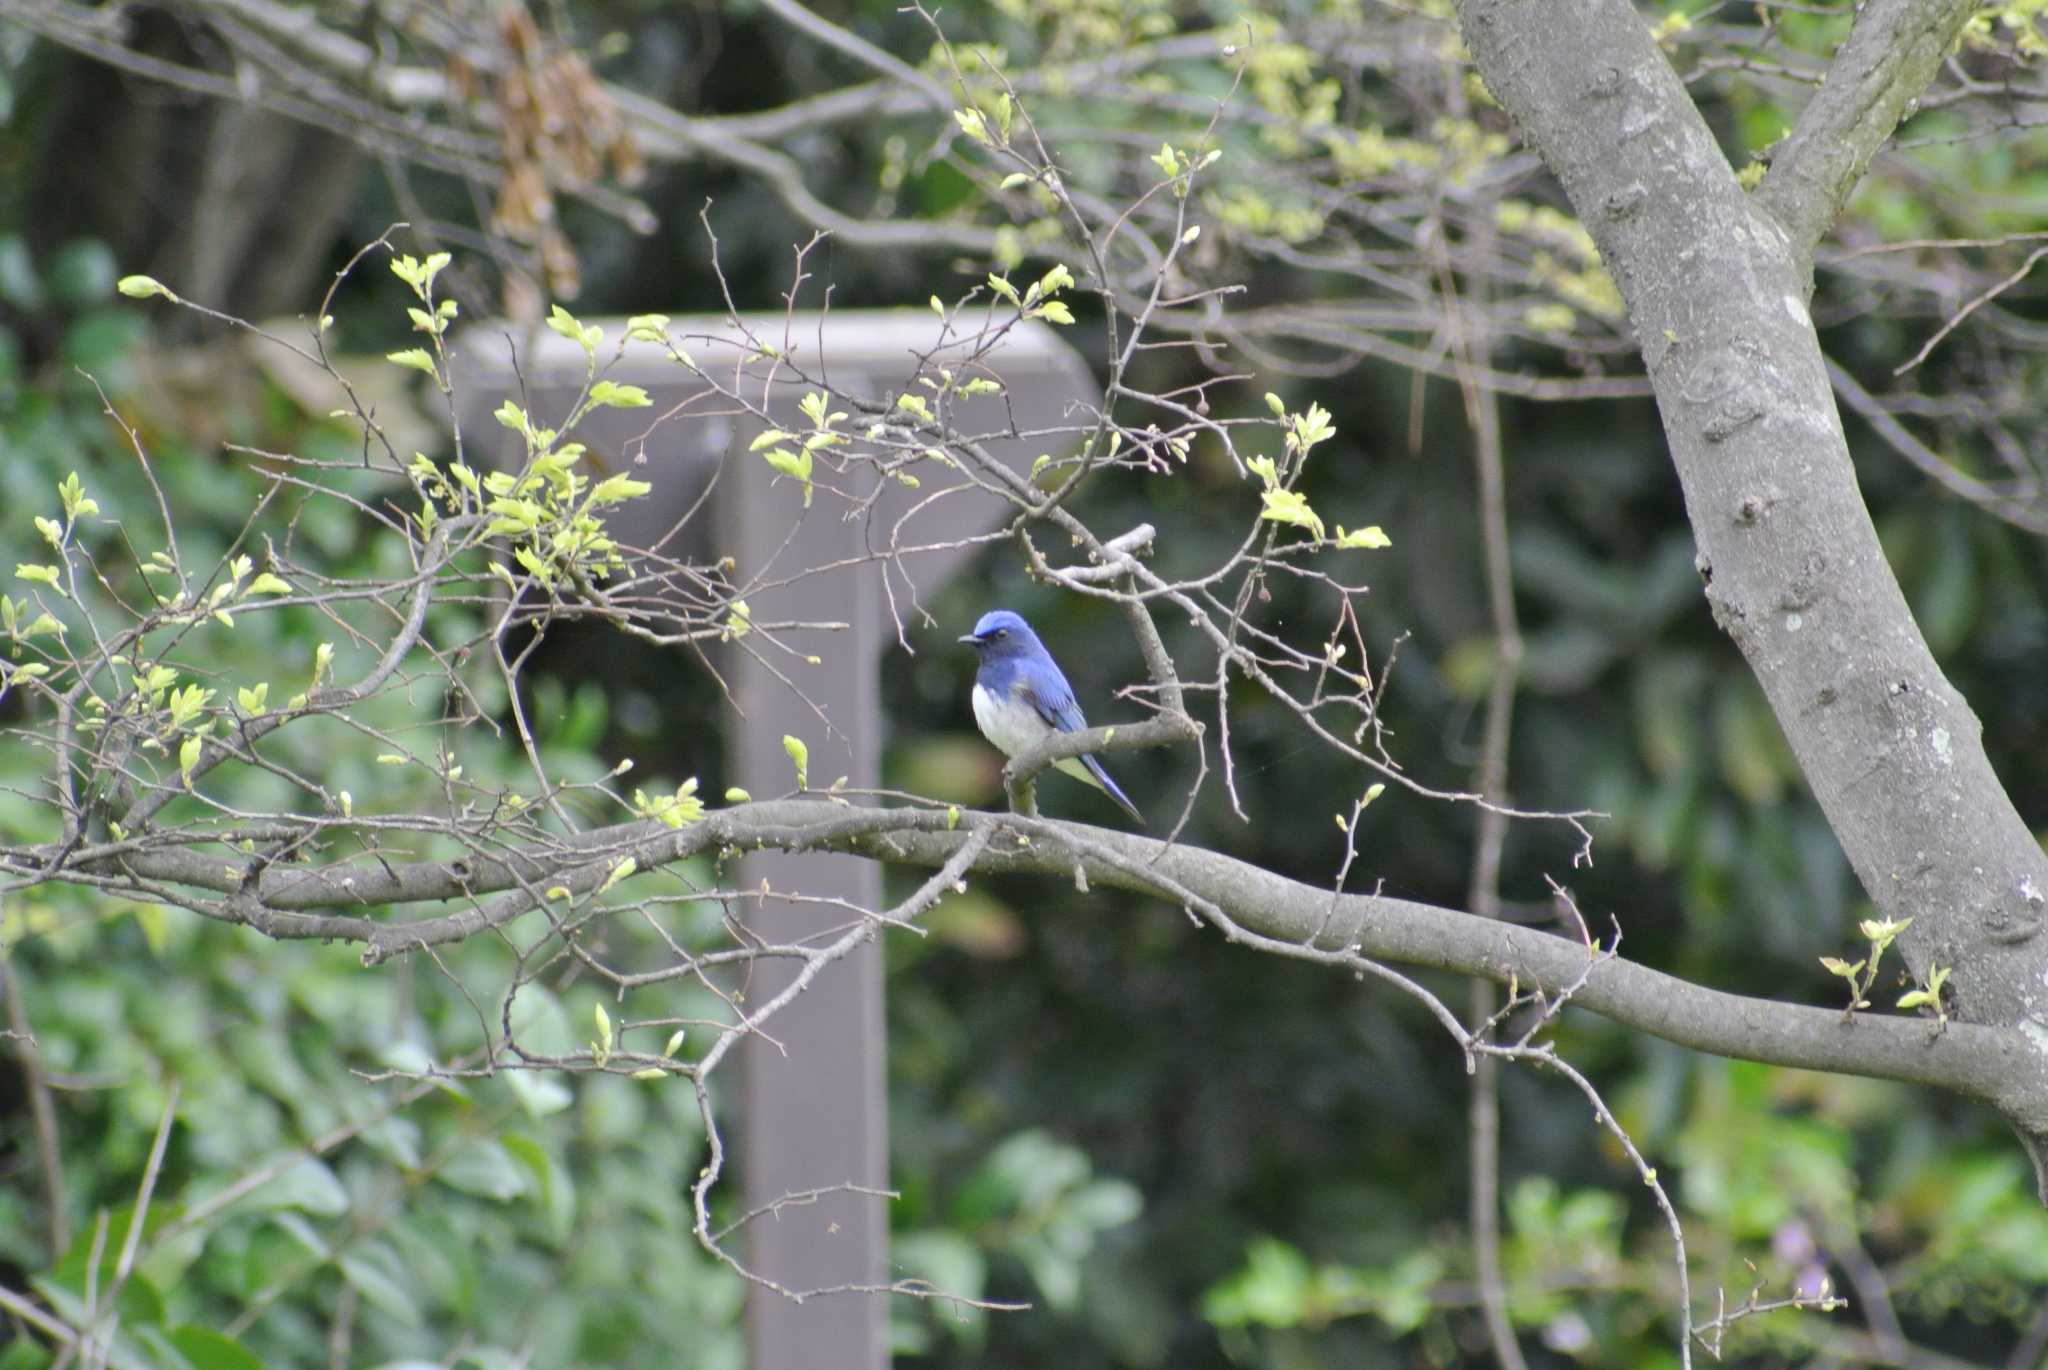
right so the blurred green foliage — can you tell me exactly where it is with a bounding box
[0,236,749,1368]
[879,334,2048,1365]
[7,0,2048,1366]
[873,21,2048,1348]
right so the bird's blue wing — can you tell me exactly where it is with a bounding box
[1012,659,1143,823]
[1015,673,1087,733]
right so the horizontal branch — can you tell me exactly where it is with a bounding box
[37,800,2048,1137]
[998,712,1196,816]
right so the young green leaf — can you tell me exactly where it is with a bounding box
[117,274,179,302]
[1333,525,1392,550]
[599,859,636,895]
[386,348,437,377]
[588,474,652,505]
[722,600,752,640]
[57,472,98,518]
[588,380,651,409]
[759,446,814,506]
[1259,489,1327,541]
[953,107,992,145]
[547,304,603,353]
[625,313,670,343]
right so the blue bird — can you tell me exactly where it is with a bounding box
[960,609,1143,824]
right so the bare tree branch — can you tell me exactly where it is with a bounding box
[18,799,2046,1135]
[1450,1,2048,1114]
[1756,0,1979,261]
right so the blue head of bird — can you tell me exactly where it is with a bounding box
[958,609,1042,660]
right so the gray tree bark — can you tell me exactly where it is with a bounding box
[62,797,2048,1146]
[1450,0,2048,1173]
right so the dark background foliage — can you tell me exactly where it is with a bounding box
[3,2,2048,1366]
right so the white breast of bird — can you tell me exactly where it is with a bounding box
[972,682,1054,758]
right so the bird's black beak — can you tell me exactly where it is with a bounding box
[958,633,981,645]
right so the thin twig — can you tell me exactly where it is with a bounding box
[0,955,68,1258]
[1439,162,1531,1370]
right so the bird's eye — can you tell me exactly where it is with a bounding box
[993,628,1007,638]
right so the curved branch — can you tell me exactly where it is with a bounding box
[608,90,1004,254]
[38,800,2048,1135]
[751,0,952,112]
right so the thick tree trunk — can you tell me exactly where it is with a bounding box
[1452,0,2048,1173]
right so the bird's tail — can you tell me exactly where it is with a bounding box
[1078,754,1144,825]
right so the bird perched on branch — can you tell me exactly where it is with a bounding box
[960,609,1143,824]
